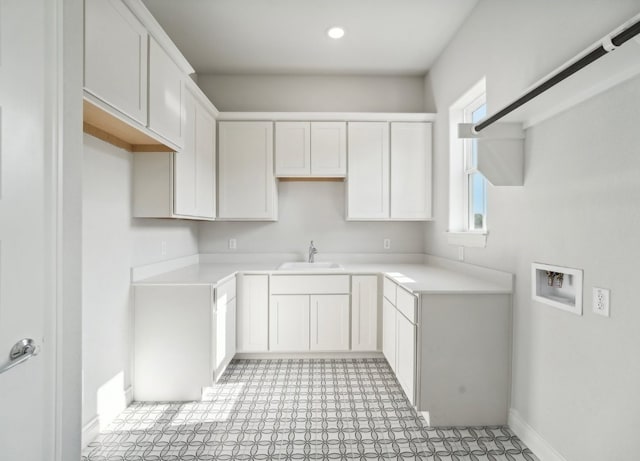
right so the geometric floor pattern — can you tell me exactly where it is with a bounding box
[82,358,538,460]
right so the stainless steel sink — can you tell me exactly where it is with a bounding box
[278,262,344,271]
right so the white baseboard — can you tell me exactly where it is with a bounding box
[508,408,567,461]
[82,386,135,448]
[235,351,383,360]
[81,416,100,448]
[124,385,133,405]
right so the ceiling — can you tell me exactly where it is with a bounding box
[142,0,478,76]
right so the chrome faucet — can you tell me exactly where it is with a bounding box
[308,240,318,263]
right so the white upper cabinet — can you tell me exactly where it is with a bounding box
[218,121,278,220]
[148,37,183,148]
[347,122,390,220]
[275,122,311,176]
[84,0,148,125]
[390,122,432,220]
[275,121,346,177]
[174,82,216,219]
[311,122,347,177]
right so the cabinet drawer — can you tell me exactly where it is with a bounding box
[396,286,417,324]
[271,275,350,294]
[216,277,236,303]
[383,277,397,304]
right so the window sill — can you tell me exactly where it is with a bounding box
[446,231,488,248]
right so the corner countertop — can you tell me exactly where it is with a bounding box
[132,256,513,295]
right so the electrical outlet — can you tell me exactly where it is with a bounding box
[458,246,464,261]
[592,287,610,317]
[229,238,237,250]
[383,238,391,250]
[161,241,167,256]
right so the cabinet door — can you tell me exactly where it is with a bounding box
[351,276,378,351]
[396,312,417,405]
[194,105,216,218]
[382,298,397,372]
[390,122,432,220]
[270,296,310,351]
[174,87,216,219]
[237,274,269,352]
[214,298,227,373]
[347,122,390,220]
[310,295,350,351]
[275,122,311,176]
[173,88,197,216]
[225,298,236,368]
[311,122,346,177]
[148,37,183,148]
[84,0,148,125]
[218,122,277,220]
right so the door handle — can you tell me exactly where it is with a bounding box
[0,338,39,375]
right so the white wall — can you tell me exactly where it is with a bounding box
[199,181,425,255]
[198,74,426,112]
[82,134,198,430]
[424,1,640,460]
[197,73,427,256]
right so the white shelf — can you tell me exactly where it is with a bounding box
[531,263,583,315]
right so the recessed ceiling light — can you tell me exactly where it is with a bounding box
[327,26,345,40]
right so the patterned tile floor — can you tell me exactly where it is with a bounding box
[83,359,538,460]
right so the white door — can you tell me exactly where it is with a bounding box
[396,313,417,405]
[310,295,350,351]
[269,295,310,351]
[311,122,347,177]
[0,0,79,459]
[351,275,378,351]
[218,121,277,220]
[237,274,269,352]
[382,299,397,372]
[347,122,390,220]
[390,122,432,220]
[275,121,311,176]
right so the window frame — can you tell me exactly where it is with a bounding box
[446,78,488,249]
[462,94,488,232]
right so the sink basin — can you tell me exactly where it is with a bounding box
[278,262,344,271]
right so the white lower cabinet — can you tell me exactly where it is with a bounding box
[237,274,269,352]
[396,312,417,404]
[383,277,418,405]
[213,277,236,380]
[310,295,350,351]
[270,295,310,351]
[382,298,397,371]
[351,275,378,351]
[133,278,236,401]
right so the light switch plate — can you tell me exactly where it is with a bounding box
[592,287,610,317]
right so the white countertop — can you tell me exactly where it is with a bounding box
[133,256,512,295]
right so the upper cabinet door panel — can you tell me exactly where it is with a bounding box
[84,0,148,125]
[311,122,346,177]
[275,122,311,177]
[218,122,277,220]
[347,122,390,220]
[390,122,432,220]
[194,105,216,219]
[148,37,183,148]
[173,89,197,217]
